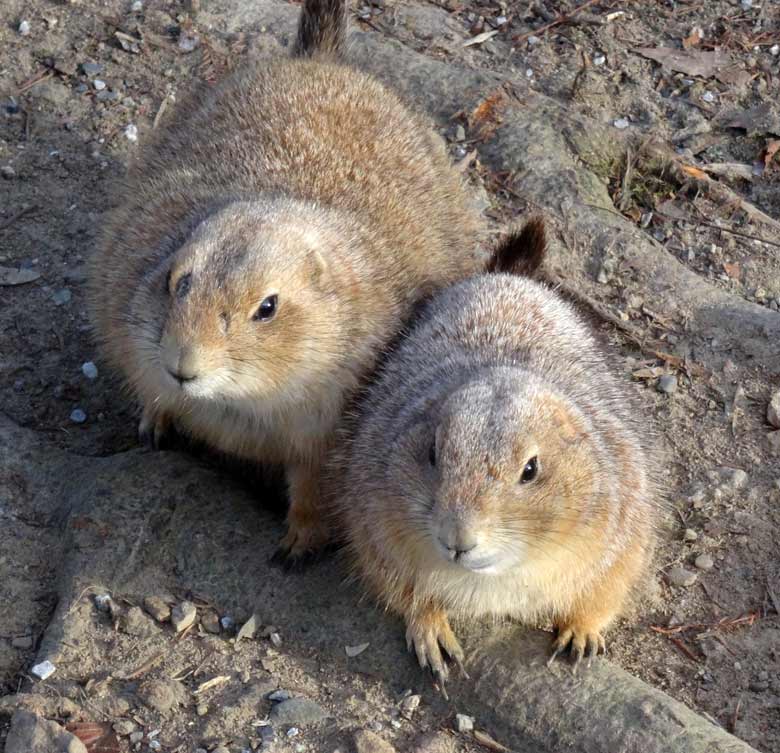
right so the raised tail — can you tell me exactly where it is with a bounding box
[293,0,347,59]
[486,216,547,278]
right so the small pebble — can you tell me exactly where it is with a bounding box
[124,124,138,142]
[525,68,533,79]
[94,593,113,612]
[113,720,136,736]
[143,595,171,622]
[129,731,144,744]
[149,742,161,751]
[694,553,714,571]
[287,727,300,738]
[400,694,420,719]
[269,632,282,647]
[527,35,540,45]
[131,0,143,10]
[1,165,16,180]
[740,0,752,8]
[31,660,56,680]
[196,703,208,716]
[771,44,780,57]
[767,390,780,429]
[683,528,698,542]
[93,79,106,91]
[18,20,31,36]
[178,32,200,52]
[668,566,697,587]
[171,600,197,632]
[613,117,630,129]
[657,374,677,394]
[455,713,474,733]
[270,698,328,727]
[82,361,98,380]
[725,468,748,490]
[268,689,292,702]
[220,615,235,632]
[454,124,466,142]
[593,53,606,66]
[702,91,715,103]
[345,642,370,657]
[201,610,220,634]
[70,408,87,424]
[81,62,102,76]
[52,288,72,306]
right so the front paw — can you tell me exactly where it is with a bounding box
[548,619,607,672]
[406,608,467,695]
[138,406,173,450]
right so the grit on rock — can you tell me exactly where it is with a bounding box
[1,0,780,752]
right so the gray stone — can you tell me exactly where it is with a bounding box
[5,710,87,753]
[268,689,292,702]
[201,609,220,633]
[81,362,98,380]
[269,697,328,727]
[112,720,136,736]
[412,731,457,753]
[69,409,87,424]
[119,606,156,637]
[52,289,72,306]
[92,79,106,91]
[171,600,197,632]
[354,729,397,753]
[11,635,33,649]
[767,390,780,428]
[668,566,697,587]
[657,374,678,394]
[143,595,171,623]
[400,693,421,718]
[137,679,187,713]
[683,528,698,542]
[18,20,31,36]
[724,468,748,490]
[694,554,714,571]
[81,62,102,76]
[1,165,16,179]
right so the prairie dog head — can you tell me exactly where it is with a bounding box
[129,199,349,408]
[394,371,602,577]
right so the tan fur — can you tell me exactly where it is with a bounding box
[327,227,661,681]
[87,0,484,557]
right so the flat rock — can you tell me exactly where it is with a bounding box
[119,605,156,637]
[5,710,87,753]
[137,679,188,714]
[269,697,329,727]
[668,566,698,587]
[411,731,458,753]
[171,600,197,632]
[143,595,171,623]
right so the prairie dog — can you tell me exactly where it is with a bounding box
[88,0,484,558]
[329,219,661,684]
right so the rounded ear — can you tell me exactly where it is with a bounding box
[308,249,328,284]
[486,216,546,277]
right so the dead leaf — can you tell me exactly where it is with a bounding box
[762,139,780,169]
[723,261,741,280]
[0,266,40,286]
[633,47,748,85]
[682,27,702,49]
[66,722,121,753]
[468,88,507,140]
[463,29,499,47]
[654,199,688,221]
[680,164,708,181]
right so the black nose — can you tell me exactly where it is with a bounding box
[440,537,477,560]
[167,368,197,384]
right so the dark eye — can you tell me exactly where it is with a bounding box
[165,268,173,294]
[175,273,192,299]
[254,294,278,322]
[428,439,436,467]
[520,456,538,484]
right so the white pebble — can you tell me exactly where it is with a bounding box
[771,44,780,57]
[124,124,138,142]
[593,53,606,66]
[527,35,540,45]
[82,361,99,380]
[70,408,87,424]
[286,727,300,738]
[94,593,112,611]
[702,91,715,103]
[131,0,143,10]
[695,553,714,571]
[149,743,161,751]
[31,660,56,680]
[613,117,630,129]
[525,68,533,79]
[270,632,282,647]
[93,79,106,91]
[740,0,752,8]
[455,713,474,732]
[18,20,31,36]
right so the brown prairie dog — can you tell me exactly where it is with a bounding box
[329,219,661,684]
[87,0,484,559]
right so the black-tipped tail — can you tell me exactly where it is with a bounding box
[293,0,347,59]
[486,216,546,277]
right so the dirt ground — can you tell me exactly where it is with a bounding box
[1,0,780,752]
